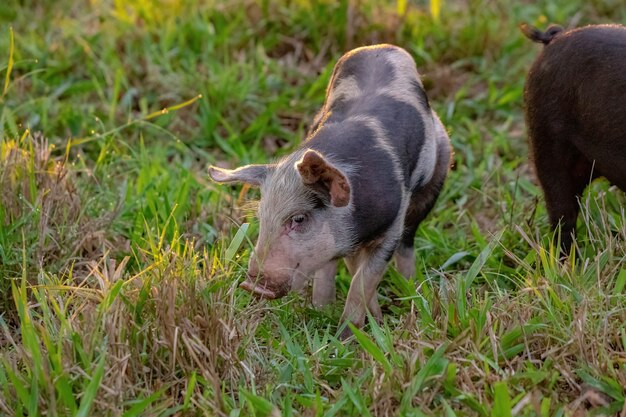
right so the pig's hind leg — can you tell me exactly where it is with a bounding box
[312,261,337,308]
[530,127,595,253]
[395,139,450,278]
[395,186,439,279]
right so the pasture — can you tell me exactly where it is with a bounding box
[1,0,625,415]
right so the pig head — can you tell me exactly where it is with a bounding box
[209,149,354,300]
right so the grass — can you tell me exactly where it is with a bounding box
[1,0,625,415]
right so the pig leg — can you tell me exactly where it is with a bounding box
[347,253,383,321]
[346,259,382,320]
[340,248,388,339]
[395,245,416,280]
[531,133,594,253]
[538,156,593,253]
[312,261,337,308]
[367,292,383,322]
[396,137,450,278]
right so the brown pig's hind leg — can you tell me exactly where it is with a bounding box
[531,131,594,254]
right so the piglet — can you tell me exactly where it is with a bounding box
[209,44,451,338]
[521,23,626,253]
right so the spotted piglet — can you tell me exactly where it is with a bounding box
[209,44,451,338]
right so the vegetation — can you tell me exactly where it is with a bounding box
[1,0,625,415]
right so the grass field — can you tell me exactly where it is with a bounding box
[1,0,626,415]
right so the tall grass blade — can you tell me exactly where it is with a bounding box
[76,350,107,417]
[341,378,372,417]
[614,269,626,295]
[2,27,14,98]
[457,231,503,322]
[400,343,448,411]
[240,388,278,416]
[491,382,512,417]
[348,324,392,374]
[183,371,197,410]
[144,94,203,120]
[225,223,249,263]
[122,389,164,417]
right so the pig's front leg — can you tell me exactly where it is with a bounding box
[312,260,337,308]
[367,292,382,322]
[346,257,383,321]
[340,249,387,339]
[394,245,416,279]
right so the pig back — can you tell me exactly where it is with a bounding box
[303,44,440,244]
[320,45,433,189]
[526,25,626,183]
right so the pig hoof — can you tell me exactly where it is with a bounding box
[338,326,354,341]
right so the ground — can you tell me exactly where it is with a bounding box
[0,0,625,416]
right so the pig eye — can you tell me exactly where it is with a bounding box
[290,214,308,230]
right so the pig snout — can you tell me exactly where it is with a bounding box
[239,273,290,299]
[240,251,291,299]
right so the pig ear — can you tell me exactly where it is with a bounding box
[296,150,350,207]
[208,164,271,187]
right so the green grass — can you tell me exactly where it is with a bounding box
[1,0,625,415]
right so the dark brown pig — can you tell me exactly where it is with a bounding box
[209,44,451,338]
[521,23,626,253]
